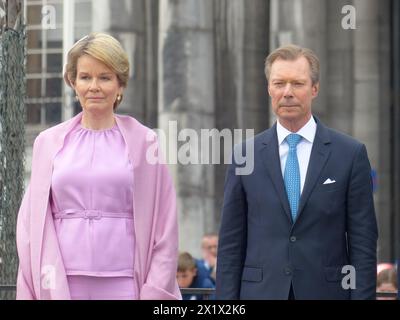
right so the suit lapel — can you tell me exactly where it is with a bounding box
[260,124,292,223]
[295,119,331,223]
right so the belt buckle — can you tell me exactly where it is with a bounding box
[84,210,102,220]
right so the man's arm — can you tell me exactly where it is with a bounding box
[216,149,248,300]
[346,144,378,300]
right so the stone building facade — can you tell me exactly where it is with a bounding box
[24,0,400,260]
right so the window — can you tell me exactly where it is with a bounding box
[25,0,92,125]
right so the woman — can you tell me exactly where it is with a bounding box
[16,32,181,300]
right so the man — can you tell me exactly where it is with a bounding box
[216,44,378,300]
[197,234,218,284]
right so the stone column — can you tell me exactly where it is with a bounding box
[326,0,355,134]
[214,0,269,227]
[158,0,215,256]
[352,0,392,261]
[93,0,158,125]
[352,0,380,166]
[269,0,328,124]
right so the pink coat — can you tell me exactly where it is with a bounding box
[16,112,182,300]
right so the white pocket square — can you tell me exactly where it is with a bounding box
[323,178,336,185]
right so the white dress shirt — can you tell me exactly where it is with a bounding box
[277,116,317,194]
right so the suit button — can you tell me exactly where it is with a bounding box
[285,267,292,275]
[290,236,297,242]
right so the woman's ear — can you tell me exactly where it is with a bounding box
[69,78,76,90]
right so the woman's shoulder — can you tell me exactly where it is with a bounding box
[115,114,157,138]
[33,117,78,146]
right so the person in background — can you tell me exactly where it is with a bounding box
[177,252,215,300]
[376,263,397,300]
[197,233,218,284]
[16,32,181,300]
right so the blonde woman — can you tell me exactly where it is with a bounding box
[16,33,181,300]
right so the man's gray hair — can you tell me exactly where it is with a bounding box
[265,44,320,85]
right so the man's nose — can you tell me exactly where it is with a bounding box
[283,83,294,98]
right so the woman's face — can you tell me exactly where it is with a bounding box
[72,54,123,113]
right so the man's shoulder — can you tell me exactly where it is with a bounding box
[253,127,274,143]
[232,126,274,152]
[322,124,364,149]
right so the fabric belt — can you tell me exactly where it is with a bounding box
[53,209,133,220]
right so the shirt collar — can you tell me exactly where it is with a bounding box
[277,116,317,145]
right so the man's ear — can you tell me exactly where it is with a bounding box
[267,83,272,97]
[312,82,319,98]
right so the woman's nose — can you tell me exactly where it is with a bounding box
[89,79,100,91]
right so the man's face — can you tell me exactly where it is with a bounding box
[202,236,218,259]
[177,269,197,288]
[268,56,319,129]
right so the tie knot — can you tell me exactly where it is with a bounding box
[286,133,302,149]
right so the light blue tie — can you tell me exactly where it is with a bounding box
[284,133,302,222]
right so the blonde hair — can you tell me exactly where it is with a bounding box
[265,44,320,85]
[64,32,130,109]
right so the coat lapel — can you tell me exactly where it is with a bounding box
[260,124,292,223]
[295,119,331,223]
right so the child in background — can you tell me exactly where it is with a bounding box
[177,252,215,300]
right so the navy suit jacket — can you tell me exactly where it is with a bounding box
[216,117,378,300]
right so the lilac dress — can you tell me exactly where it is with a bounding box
[50,122,135,278]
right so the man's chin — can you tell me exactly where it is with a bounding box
[278,110,301,119]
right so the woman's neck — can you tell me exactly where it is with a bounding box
[81,110,115,130]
